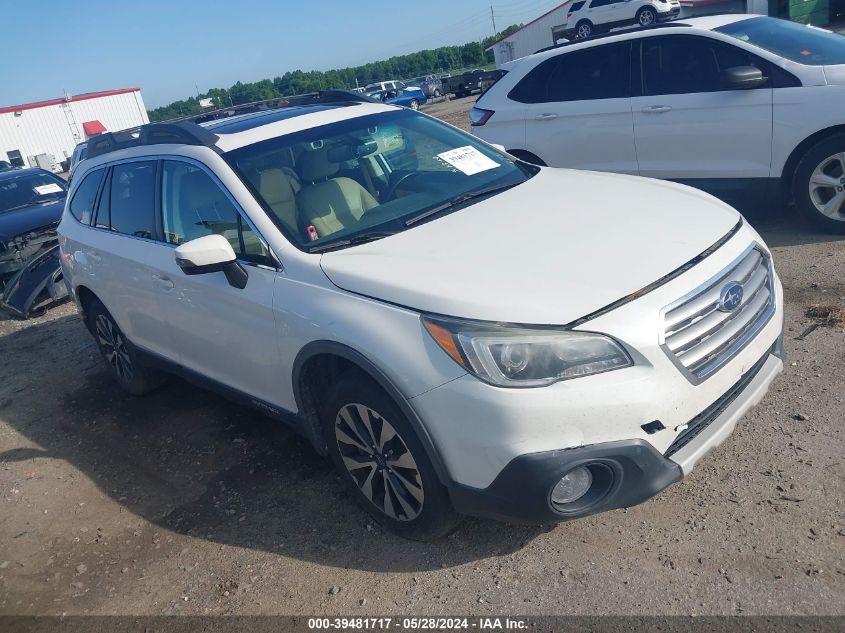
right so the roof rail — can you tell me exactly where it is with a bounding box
[534,21,691,54]
[86,121,220,159]
[165,89,377,126]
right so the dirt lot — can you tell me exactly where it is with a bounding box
[1,97,843,617]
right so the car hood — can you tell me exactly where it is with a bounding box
[320,169,740,324]
[0,198,65,243]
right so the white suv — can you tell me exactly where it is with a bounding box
[473,15,845,233]
[59,91,784,540]
[565,0,680,39]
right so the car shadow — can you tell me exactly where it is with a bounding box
[0,312,548,573]
[740,203,845,248]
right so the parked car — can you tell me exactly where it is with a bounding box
[60,94,783,540]
[441,69,504,98]
[472,15,845,232]
[565,0,680,39]
[69,141,89,178]
[0,168,70,317]
[364,80,408,93]
[366,87,427,109]
[411,75,444,98]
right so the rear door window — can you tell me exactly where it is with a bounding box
[509,42,631,103]
[101,161,158,239]
[68,169,104,224]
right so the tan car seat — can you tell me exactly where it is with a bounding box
[296,149,378,238]
[255,167,301,235]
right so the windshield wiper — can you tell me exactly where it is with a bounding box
[403,183,519,227]
[308,230,398,254]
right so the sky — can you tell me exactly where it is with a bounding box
[0,0,564,109]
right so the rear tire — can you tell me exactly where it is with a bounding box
[792,134,845,234]
[321,372,460,541]
[575,20,593,39]
[637,7,657,26]
[87,299,166,396]
[409,99,419,110]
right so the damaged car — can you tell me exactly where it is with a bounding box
[0,168,70,318]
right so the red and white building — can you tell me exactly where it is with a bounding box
[0,88,149,171]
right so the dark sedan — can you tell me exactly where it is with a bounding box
[0,168,69,317]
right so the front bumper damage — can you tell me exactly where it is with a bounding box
[0,232,68,319]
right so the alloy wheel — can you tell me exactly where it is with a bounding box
[640,9,656,26]
[809,152,845,220]
[95,314,134,382]
[577,23,591,38]
[334,403,424,521]
[410,99,419,110]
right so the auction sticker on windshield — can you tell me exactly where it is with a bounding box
[437,146,500,176]
[34,183,63,195]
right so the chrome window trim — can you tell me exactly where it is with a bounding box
[658,242,776,385]
[81,153,281,271]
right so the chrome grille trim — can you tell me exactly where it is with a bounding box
[660,244,775,384]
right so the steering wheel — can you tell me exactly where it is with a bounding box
[383,171,418,201]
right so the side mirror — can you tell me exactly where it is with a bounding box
[174,234,248,289]
[721,65,767,90]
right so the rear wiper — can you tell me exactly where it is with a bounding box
[404,183,519,227]
[308,230,398,253]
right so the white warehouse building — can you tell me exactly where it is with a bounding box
[486,2,575,67]
[0,88,149,171]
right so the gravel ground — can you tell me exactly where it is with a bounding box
[0,97,843,616]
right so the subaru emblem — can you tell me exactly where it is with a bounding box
[718,282,744,312]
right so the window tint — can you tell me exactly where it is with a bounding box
[161,161,268,261]
[570,1,586,11]
[68,169,103,224]
[642,36,773,96]
[106,161,157,238]
[509,43,630,103]
[589,0,611,7]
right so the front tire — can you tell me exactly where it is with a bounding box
[87,299,165,396]
[638,7,657,26]
[575,20,593,39]
[793,134,845,233]
[321,372,459,541]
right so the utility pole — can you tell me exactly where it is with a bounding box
[490,5,497,35]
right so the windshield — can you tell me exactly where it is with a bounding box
[715,17,845,66]
[225,109,536,251]
[0,171,67,214]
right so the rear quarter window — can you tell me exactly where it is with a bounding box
[68,169,104,224]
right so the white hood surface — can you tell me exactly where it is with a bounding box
[320,169,740,324]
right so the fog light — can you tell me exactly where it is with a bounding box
[551,466,593,505]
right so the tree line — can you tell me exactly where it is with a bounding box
[147,25,522,122]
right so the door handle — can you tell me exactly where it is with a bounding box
[534,113,558,121]
[642,105,672,114]
[152,274,174,291]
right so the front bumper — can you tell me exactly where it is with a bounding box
[448,344,783,523]
[657,6,681,20]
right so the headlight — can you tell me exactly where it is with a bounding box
[422,316,632,387]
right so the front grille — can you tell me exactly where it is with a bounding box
[664,348,771,458]
[661,246,775,382]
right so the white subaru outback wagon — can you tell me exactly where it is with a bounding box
[59,91,784,540]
